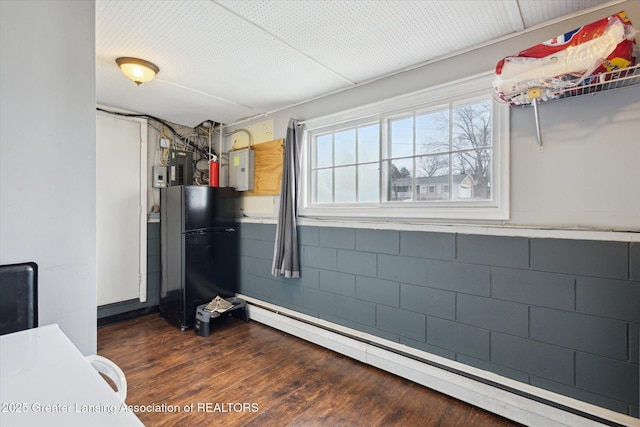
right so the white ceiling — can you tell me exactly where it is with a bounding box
[96,0,615,127]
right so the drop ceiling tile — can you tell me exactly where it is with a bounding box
[96,60,259,126]
[216,0,528,83]
[96,0,622,126]
[517,0,613,28]
[97,0,351,118]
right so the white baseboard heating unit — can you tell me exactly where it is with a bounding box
[237,294,638,427]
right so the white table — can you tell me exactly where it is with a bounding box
[0,324,144,427]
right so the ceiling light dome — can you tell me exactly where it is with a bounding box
[116,57,159,85]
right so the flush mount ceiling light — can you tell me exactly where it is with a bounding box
[115,57,159,85]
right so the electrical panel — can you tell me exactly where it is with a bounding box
[153,165,168,188]
[168,150,193,186]
[229,148,254,191]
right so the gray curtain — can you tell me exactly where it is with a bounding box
[272,118,304,278]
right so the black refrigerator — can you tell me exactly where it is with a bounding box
[159,185,238,330]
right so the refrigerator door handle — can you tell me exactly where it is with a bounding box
[185,227,235,234]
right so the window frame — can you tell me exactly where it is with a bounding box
[300,73,510,221]
[309,118,382,205]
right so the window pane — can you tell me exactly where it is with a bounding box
[452,100,492,151]
[335,166,356,203]
[451,149,492,201]
[316,134,333,168]
[415,154,449,201]
[358,124,379,163]
[306,85,500,217]
[389,116,413,158]
[358,163,379,202]
[388,158,413,201]
[315,169,333,204]
[416,110,449,155]
[334,129,356,166]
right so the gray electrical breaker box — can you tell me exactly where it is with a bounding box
[229,148,254,191]
[152,165,168,188]
[168,150,193,186]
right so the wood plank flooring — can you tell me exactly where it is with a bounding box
[97,314,522,427]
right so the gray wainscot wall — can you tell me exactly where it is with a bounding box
[239,222,640,418]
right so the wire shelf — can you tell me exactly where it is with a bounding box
[498,62,640,151]
[500,63,640,107]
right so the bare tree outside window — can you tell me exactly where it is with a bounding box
[310,96,494,207]
[389,162,412,200]
[407,100,492,202]
[304,76,506,220]
[417,155,448,178]
[452,100,492,200]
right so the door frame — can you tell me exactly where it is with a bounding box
[96,111,148,303]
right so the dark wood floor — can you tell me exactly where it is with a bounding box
[97,313,521,426]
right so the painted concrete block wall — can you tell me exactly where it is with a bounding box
[239,222,640,417]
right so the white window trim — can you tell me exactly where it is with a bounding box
[300,72,510,222]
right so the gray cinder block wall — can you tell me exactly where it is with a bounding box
[239,222,640,418]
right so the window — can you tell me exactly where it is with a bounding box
[302,74,509,221]
[312,123,380,204]
[386,97,493,205]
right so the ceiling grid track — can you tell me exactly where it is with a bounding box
[211,0,357,87]
[96,0,623,126]
[507,0,526,32]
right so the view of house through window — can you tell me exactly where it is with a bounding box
[387,98,492,203]
[304,75,508,220]
[311,98,493,205]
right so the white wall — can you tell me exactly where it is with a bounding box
[228,0,640,233]
[509,85,640,230]
[0,1,97,354]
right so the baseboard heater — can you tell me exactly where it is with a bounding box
[236,294,637,427]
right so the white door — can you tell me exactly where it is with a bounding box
[96,113,147,305]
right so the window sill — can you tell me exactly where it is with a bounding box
[237,215,639,242]
[300,201,510,222]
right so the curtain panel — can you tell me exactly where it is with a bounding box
[272,118,304,278]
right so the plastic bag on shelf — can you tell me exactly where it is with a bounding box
[493,11,637,106]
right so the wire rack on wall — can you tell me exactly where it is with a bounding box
[500,63,640,151]
[501,63,640,106]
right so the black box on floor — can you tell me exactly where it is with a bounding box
[194,306,213,337]
[194,297,248,338]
